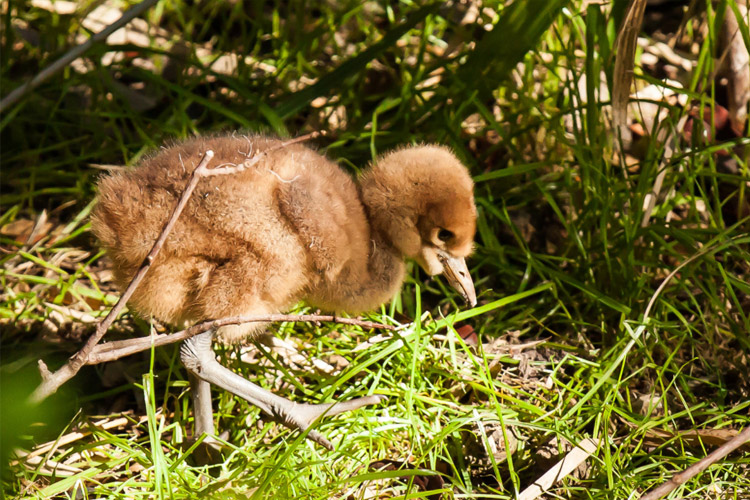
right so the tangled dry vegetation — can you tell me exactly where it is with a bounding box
[1,0,749,498]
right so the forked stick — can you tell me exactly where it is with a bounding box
[29,132,323,403]
[87,314,396,365]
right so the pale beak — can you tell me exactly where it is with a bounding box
[437,250,477,307]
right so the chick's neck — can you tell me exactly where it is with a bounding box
[304,205,406,314]
[354,227,406,310]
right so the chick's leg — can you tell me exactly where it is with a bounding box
[186,372,224,464]
[188,373,215,436]
[180,331,385,450]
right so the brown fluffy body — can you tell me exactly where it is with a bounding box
[92,134,475,343]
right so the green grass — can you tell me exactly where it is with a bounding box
[2,0,750,498]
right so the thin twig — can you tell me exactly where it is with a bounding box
[209,131,324,175]
[86,314,396,365]
[30,133,325,403]
[640,426,750,500]
[612,0,647,170]
[0,0,159,113]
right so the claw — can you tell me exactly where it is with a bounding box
[266,396,386,450]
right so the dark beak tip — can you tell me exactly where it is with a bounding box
[437,251,476,308]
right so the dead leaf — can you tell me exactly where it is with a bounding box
[1,216,53,245]
[455,324,477,346]
[613,0,648,152]
[1,219,34,240]
[641,427,750,452]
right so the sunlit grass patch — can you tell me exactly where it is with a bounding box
[2,0,749,498]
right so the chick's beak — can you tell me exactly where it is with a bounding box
[437,250,477,307]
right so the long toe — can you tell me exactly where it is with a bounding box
[284,394,387,425]
[319,394,388,417]
[269,394,386,450]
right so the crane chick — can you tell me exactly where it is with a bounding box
[92,134,477,450]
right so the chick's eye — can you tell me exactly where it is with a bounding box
[437,228,454,242]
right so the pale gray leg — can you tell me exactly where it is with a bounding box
[188,373,215,436]
[180,331,385,450]
[187,373,222,464]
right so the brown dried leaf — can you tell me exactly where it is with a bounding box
[641,427,750,452]
[613,0,648,151]
[455,324,477,346]
[0,219,35,240]
[1,218,53,245]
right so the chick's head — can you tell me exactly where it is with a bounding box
[360,145,477,305]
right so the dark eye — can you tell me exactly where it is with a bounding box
[437,228,454,242]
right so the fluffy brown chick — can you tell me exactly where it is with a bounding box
[91,134,476,450]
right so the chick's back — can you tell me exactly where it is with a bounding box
[92,135,370,332]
